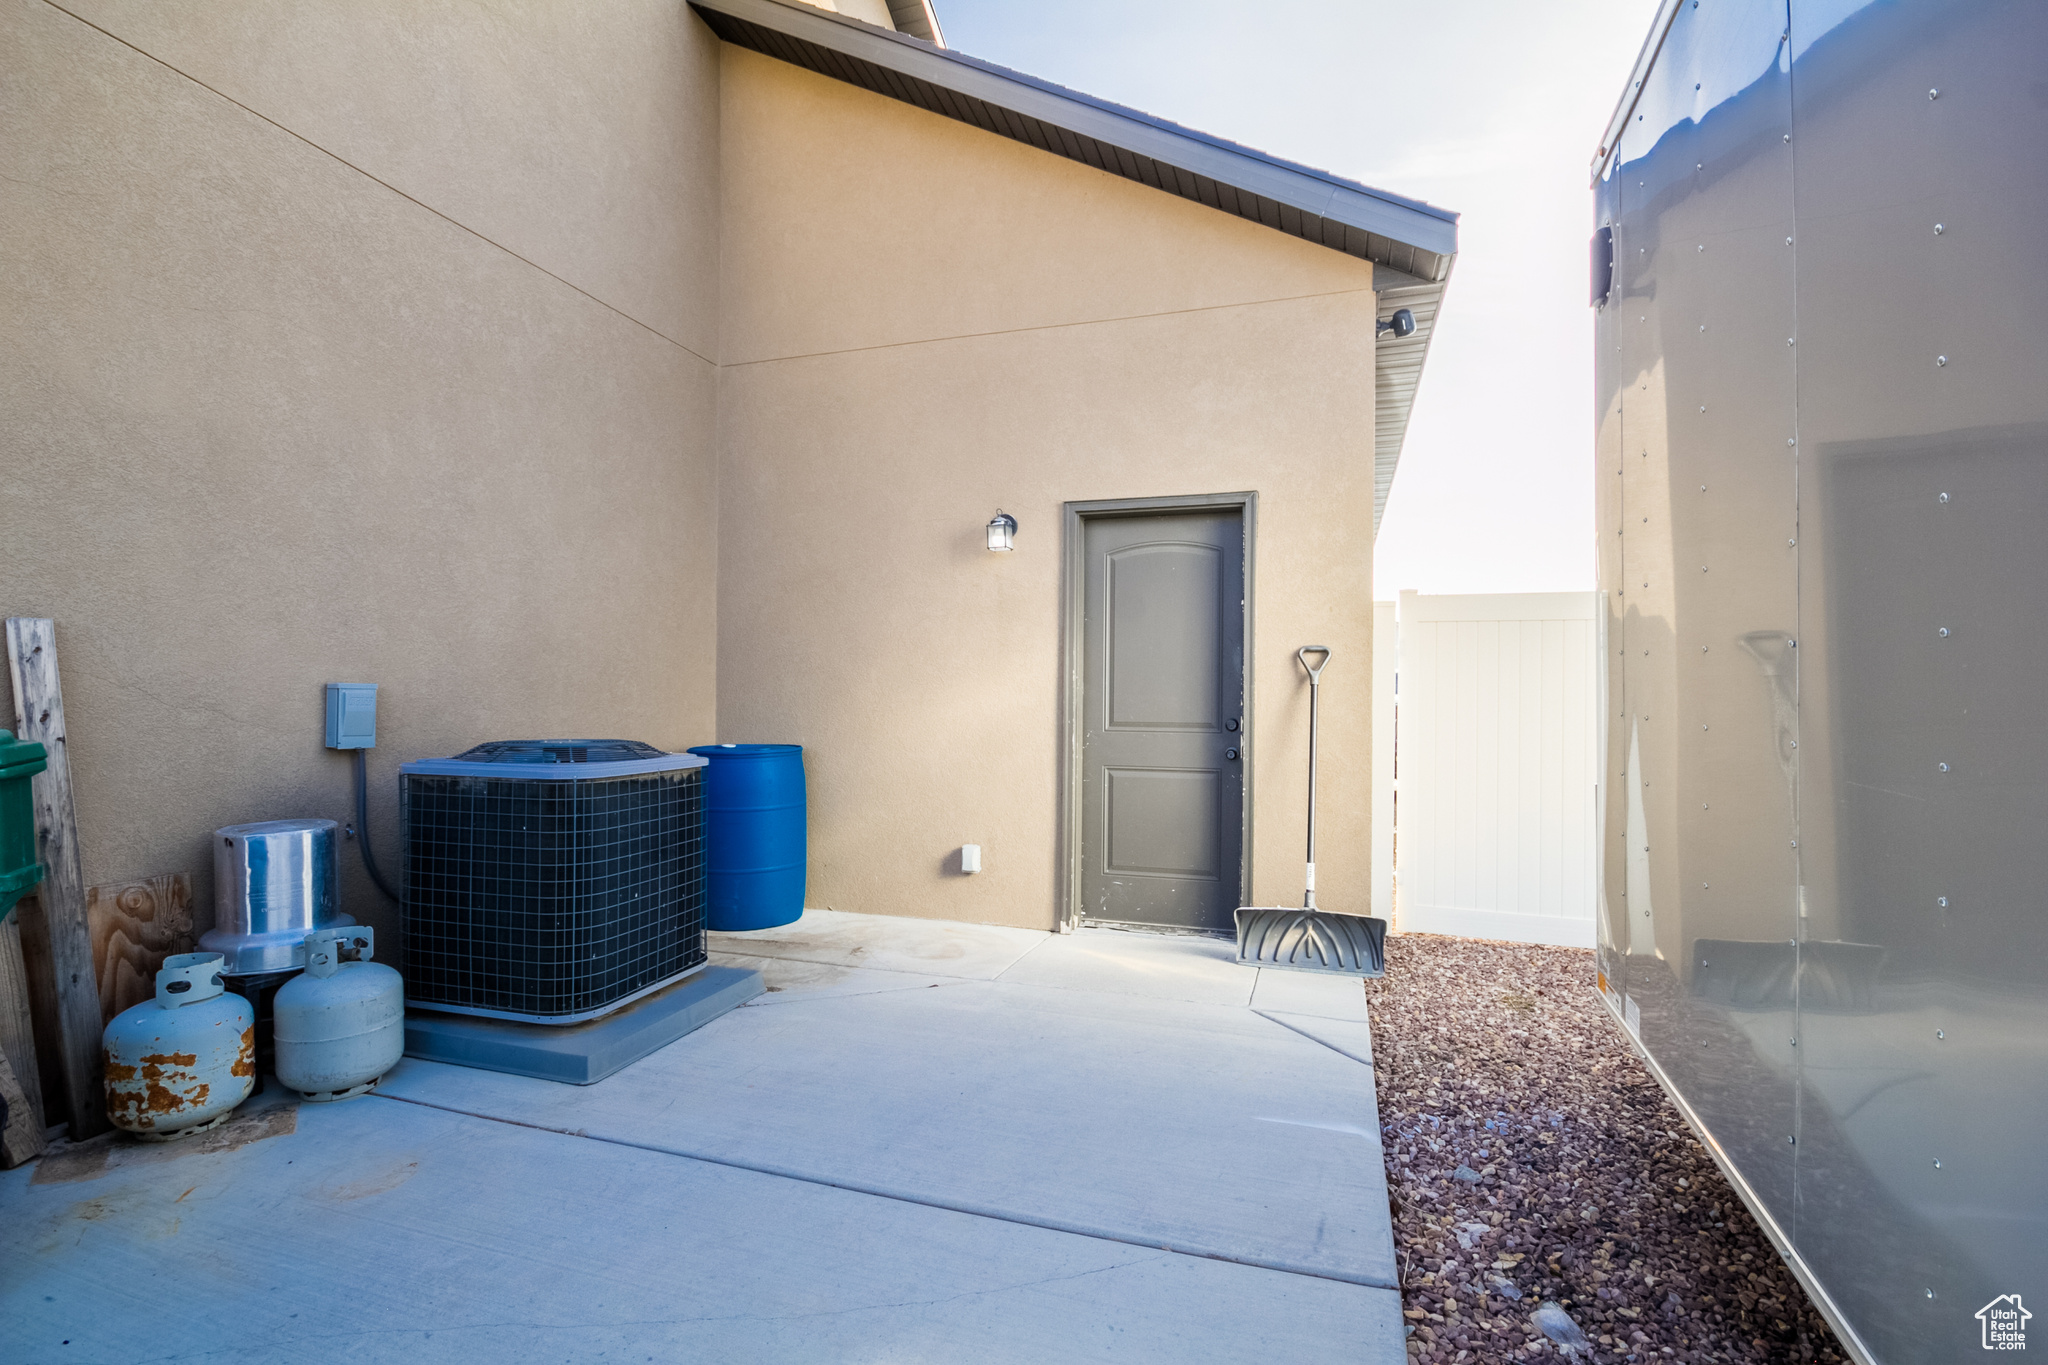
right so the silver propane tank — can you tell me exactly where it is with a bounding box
[273,926,404,1101]
[103,952,255,1139]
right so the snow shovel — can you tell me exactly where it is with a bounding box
[1234,646,1388,976]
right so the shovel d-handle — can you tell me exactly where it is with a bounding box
[1296,646,1332,907]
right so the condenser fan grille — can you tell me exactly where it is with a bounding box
[402,765,705,1021]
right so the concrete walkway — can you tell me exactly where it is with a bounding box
[2,912,1402,1363]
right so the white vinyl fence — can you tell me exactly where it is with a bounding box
[1393,591,1603,947]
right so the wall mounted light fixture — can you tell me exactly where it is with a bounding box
[986,510,1017,552]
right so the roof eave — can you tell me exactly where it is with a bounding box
[1371,263,1452,538]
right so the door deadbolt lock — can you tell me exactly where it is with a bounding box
[1224,747,1240,761]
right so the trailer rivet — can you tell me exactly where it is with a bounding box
[1939,762,1951,772]
[1787,337,1795,346]
[1788,437,1797,446]
[1927,1289,1937,1299]
[1928,88,1939,100]
[1788,1135,1796,1145]
[1938,627,1950,637]
[1933,1159,1942,1168]
[1938,897,1949,908]
[1933,223,1944,235]
[1936,1029,1945,1039]
[1783,133,1791,142]
[1938,492,1950,503]
[1937,355,1948,366]
[1785,236,1793,245]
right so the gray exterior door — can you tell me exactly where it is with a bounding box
[1079,510,1246,931]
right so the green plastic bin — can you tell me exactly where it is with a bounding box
[0,729,47,924]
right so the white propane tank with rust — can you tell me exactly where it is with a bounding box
[103,952,255,1139]
[273,926,404,1101]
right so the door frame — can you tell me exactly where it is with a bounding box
[1059,491,1257,933]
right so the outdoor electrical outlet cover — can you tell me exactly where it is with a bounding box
[960,844,982,874]
[325,683,378,749]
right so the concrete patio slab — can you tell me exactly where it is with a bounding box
[1250,964,1373,1020]
[2,1083,1405,1364]
[1257,1011,1380,1070]
[380,928,1397,1289]
[710,908,1045,980]
[3,914,1404,1363]
[994,928,1253,1005]
[715,949,966,1004]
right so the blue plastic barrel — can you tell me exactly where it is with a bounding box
[686,744,806,931]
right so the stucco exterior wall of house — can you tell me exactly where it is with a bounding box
[0,0,724,947]
[715,47,1381,929]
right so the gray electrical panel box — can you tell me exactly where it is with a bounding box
[324,683,377,749]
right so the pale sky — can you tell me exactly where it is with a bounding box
[937,0,1657,598]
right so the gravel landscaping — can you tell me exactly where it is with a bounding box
[1367,934,1849,1363]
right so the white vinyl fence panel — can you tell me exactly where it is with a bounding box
[1396,591,1602,947]
[1371,601,1397,921]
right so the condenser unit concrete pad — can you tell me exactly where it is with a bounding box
[402,964,764,1083]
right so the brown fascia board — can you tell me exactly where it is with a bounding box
[690,0,1460,281]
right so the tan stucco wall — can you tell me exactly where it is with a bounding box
[716,48,1381,928]
[1,0,723,947]
[5,3,1388,949]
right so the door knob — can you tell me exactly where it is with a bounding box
[1224,747,1240,761]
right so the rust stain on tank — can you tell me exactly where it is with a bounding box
[144,1079,189,1114]
[103,1053,137,1083]
[140,1051,198,1067]
[230,1027,256,1078]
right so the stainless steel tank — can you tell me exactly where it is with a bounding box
[198,819,354,973]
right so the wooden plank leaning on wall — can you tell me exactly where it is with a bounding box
[6,618,111,1140]
[88,874,194,1025]
[0,908,45,1165]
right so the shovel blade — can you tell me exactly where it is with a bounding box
[1235,907,1387,977]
